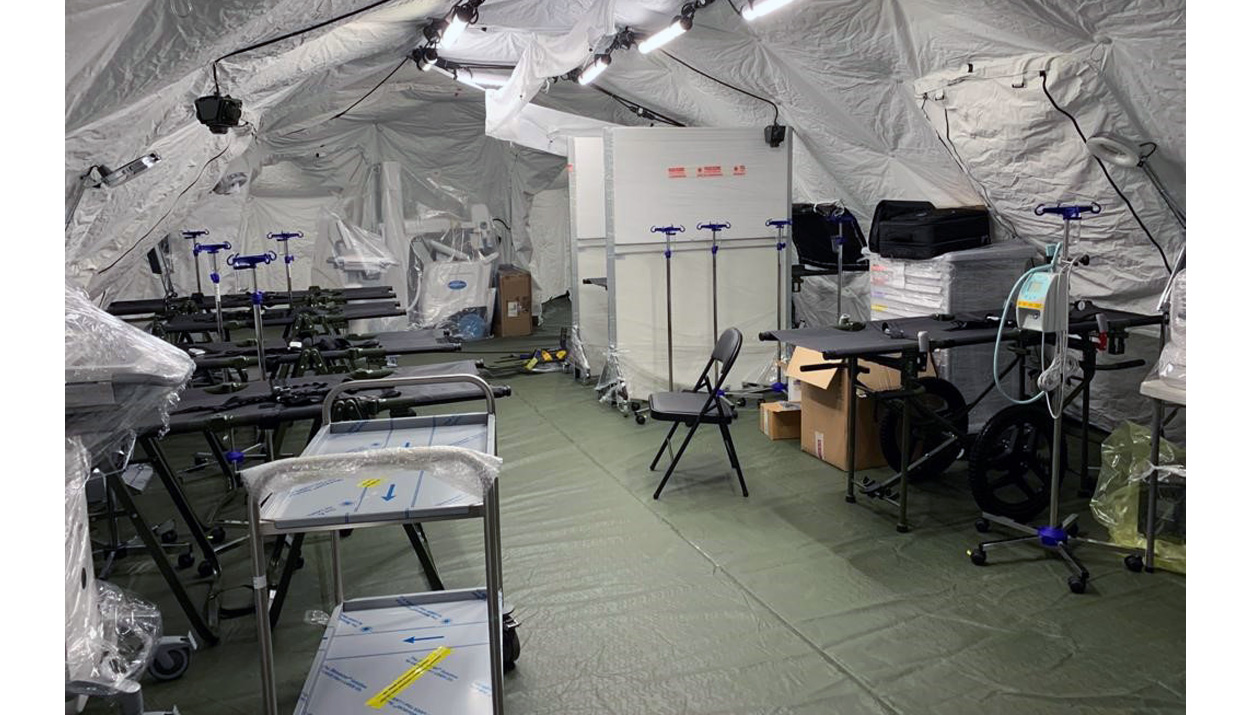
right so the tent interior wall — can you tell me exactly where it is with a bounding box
[61,1,1190,712]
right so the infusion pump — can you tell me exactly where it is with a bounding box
[1016,271,1066,333]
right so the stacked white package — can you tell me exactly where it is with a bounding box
[869,242,1039,429]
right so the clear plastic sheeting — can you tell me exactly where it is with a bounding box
[64,285,194,456]
[1154,269,1186,388]
[792,271,871,327]
[1090,422,1186,573]
[409,249,499,341]
[241,447,502,503]
[325,212,398,280]
[66,437,163,696]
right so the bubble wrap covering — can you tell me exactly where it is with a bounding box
[241,446,502,501]
[65,437,163,694]
[64,285,194,456]
[1090,422,1185,573]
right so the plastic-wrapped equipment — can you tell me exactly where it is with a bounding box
[1090,422,1185,573]
[66,437,163,695]
[1153,269,1185,388]
[241,446,502,502]
[326,213,399,280]
[64,285,195,457]
[408,249,498,340]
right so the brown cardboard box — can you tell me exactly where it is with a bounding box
[785,347,916,471]
[493,266,533,337]
[759,401,802,440]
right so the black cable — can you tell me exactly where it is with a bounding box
[590,86,685,126]
[97,139,233,276]
[659,50,779,124]
[1039,70,1171,272]
[492,217,511,233]
[212,0,401,93]
[330,57,410,120]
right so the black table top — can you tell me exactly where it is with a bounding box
[762,305,1162,359]
[186,330,460,370]
[152,361,508,434]
[108,286,397,316]
[160,300,406,334]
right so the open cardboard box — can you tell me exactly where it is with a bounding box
[785,347,927,471]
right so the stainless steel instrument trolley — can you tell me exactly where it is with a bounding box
[245,374,509,714]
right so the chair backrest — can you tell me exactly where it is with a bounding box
[694,328,743,402]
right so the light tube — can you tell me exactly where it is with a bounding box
[441,9,470,47]
[638,16,691,54]
[578,56,610,86]
[742,0,799,21]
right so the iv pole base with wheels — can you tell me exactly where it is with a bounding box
[965,202,1149,593]
[725,218,791,405]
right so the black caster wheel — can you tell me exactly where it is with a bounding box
[1124,554,1144,573]
[1066,523,1080,538]
[148,647,191,682]
[896,524,910,534]
[844,494,856,504]
[160,528,178,544]
[878,377,969,481]
[209,526,227,543]
[197,561,215,578]
[176,552,195,570]
[974,518,991,534]
[968,548,987,566]
[1067,576,1087,594]
[635,414,646,425]
[295,556,306,569]
[502,626,521,670]
[736,398,747,407]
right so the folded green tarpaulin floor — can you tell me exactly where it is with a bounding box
[94,299,1184,714]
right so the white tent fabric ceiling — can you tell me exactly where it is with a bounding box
[65,0,1185,318]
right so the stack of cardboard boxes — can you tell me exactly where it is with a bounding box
[759,346,917,471]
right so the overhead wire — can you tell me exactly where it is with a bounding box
[330,57,412,120]
[212,0,401,93]
[658,50,780,124]
[1039,70,1172,273]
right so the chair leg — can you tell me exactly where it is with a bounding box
[649,421,681,471]
[718,423,748,497]
[653,422,701,500]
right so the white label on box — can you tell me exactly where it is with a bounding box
[507,300,520,318]
[788,380,802,402]
[814,431,824,459]
[763,412,771,431]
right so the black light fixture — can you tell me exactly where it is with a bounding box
[422,1,484,48]
[412,46,440,71]
[194,93,244,134]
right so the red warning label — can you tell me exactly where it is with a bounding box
[733,164,747,176]
[696,165,724,178]
[667,166,688,178]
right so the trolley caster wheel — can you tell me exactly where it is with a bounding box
[844,495,856,504]
[635,414,646,425]
[196,561,215,578]
[895,524,909,534]
[968,548,987,566]
[148,646,191,682]
[1124,554,1144,573]
[160,528,178,544]
[502,627,521,671]
[176,552,195,570]
[974,518,991,534]
[209,526,227,543]
[1067,576,1088,594]
[736,398,747,407]
[295,556,306,570]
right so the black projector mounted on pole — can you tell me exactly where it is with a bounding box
[195,94,243,134]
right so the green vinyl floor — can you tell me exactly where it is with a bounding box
[88,298,1185,714]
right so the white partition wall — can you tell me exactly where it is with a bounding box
[568,135,611,376]
[605,127,792,399]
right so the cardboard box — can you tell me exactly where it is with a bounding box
[759,401,802,440]
[785,347,914,471]
[493,266,533,337]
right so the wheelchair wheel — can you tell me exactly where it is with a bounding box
[878,377,968,481]
[967,405,1066,522]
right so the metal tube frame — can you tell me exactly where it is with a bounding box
[252,373,504,715]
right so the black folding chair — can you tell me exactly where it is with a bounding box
[648,328,747,499]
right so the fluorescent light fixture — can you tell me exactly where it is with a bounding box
[441,7,472,47]
[414,46,439,71]
[577,55,611,86]
[100,153,161,188]
[742,0,800,21]
[638,15,692,54]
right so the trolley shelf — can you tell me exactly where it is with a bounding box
[296,589,496,715]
